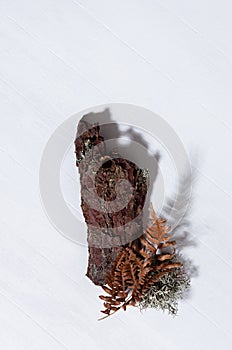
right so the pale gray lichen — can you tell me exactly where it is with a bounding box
[139,268,190,316]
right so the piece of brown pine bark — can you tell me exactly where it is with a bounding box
[75,118,149,285]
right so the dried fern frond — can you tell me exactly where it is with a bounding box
[98,247,154,320]
[98,204,183,320]
[146,203,174,249]
[143,204,182,272]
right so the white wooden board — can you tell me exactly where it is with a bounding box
[1,1,232,349]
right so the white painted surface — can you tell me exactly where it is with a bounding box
[1,1,232,349]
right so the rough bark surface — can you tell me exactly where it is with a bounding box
[75,119,149,285]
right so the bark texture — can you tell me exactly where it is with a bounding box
[75,119,149,285]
